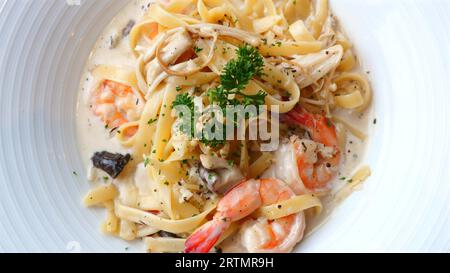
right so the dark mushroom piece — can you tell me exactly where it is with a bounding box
[91,151,131,179]
[198,167,219,192]
[122,20,136,37]
[199,155,244,195]
[157,231,181,238]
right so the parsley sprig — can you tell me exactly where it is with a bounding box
[220,44,264,91]
[172,45,267,147]
[208,45,266,109]
[172,93,195,137]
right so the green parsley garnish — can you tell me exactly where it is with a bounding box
[193,46,203,53]
[172,93,195,137]
[172,44,267,147]
[144,157,150,167]
[220,44,264,91]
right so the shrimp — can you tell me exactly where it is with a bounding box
[91,80,143,134]
[285,107,341,190]
[184,178,305,253]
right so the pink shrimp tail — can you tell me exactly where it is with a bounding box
[285,107,338,147]
[285,106,315,128]
[184,218,230,253]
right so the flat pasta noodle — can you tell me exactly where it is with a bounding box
[149,84,177,161]
[101,201,120,235]
[144,237,186,253]
[220,0,254,31]
[136,225,160,238]
[333,166,371,203]
[258,41,322,56]
[129,19,159,55]
[337,49,357,71]
[147,162,177,219]
[166,72,218,86]
[162,0,195,14]
[145,4,188,28]
[137,225,160,238]
[249,152,273,178]
[144,222,238,253]
[308,0,328,38]
[334,90,364,109]
[146,159,200,220]
[335,122,348,152]
[334,72,372,112]
[115,200,217,234]
[253,15,282,34]
[253,194,322,220]
[137,195,163,211]
[119,219,137,241]
[284,0,311,23]
[115,121,140,143]
[197,0,229,24]
[239,140,249,175]
[83,184,118,207]
[289,19,316,42]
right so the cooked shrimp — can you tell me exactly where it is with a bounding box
[92,80,143,133]
[184,178,305,253]
[285,107,340,190]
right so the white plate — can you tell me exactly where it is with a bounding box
[0,0,449,252]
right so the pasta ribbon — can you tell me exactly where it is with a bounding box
[253,194,322,220]
[253,16,282,34]
[284,0,311,23]
[249,152,273,178]
[289,19,316,42]
[333,166,371,203]
[144,222,238,253]
[308,0,328,38]
[334,73,372,112]
[198,0,229,24]
[83,184,118,207]
[129,20,159,55]
[145,4,188,28]
[337,50,357,71]
[115,200,217,233]
[258,41,322,56]
[334,91,364,109]
[162,0,195,13]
